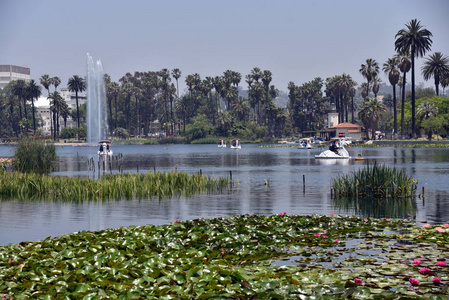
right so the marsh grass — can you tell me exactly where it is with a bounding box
[332,163,417,199]
[0,170,230,201]
[12,138,56,174]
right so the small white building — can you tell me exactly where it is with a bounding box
[330,123,363,141]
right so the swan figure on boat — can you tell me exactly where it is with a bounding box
[315,138,351,159]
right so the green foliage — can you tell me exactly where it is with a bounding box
[60,127,87,140]
[12,138,56,173]
[185,114,211,141]
[231,121,267,140]
[0,170,229,200]
[190,137,219,144]
[114,127,129,139]
[332,163,417,199]
[0,214,448,298]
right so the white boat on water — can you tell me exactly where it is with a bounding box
[298,137,313,149]
[230,139,241,149]
[98,140,113,156]
[315,138,351,159]
[218,139,226,148]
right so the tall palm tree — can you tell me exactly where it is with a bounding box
[395,19,433,137]
[48,91,63,141]
[51,76,61,92]
[383,57,400,138]
[398,55,411,138]
[441,72,449,96]
[26,80,42,132]
[67,75,86,129]
[40,74,53,136]
[359,58,379,97]
[421,52,449,96]
[11,79,26,120]
[358,98,387,140]
[171,68,182,98]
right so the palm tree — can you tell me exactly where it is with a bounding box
[395,19,433,137]
[171,68,182,98]
[48,91,63,141]
[51,76,61,92]
[232,97,250,121]
[67,75,86,129]
[441,72,449,96]
[383,57,400,138]
[40,74,53,136]
[26,79,42,132]
[358,98,387,140]
[11,79,26,120]
[421,52,449,96]
[359,58,379,97]
[417,102,438,139]
[398,55,411,138]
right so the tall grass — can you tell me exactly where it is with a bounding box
[12,138,56,174]
[332,163,417,199]
[0,170,230,201]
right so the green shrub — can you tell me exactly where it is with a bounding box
[13,138,56,173]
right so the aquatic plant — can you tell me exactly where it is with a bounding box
[0,170,230,201]
[12,138,56,174]
[332,163,417,199]
[0,214,448,298]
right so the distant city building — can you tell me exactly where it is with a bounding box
[0,65,31,89]
[36,88,87,134]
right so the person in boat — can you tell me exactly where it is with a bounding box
[106,143,110,153]
[329,141,338,154]
[99,144,104,153]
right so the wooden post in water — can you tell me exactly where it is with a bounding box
[200,169,202,176]
[303,174,305,193]
[137,165,139,173]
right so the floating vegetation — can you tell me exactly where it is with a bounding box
[332,163,417,199]
[0,170,230,201]
[0,214,448,298]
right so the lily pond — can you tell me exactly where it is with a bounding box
[0,144,448,298]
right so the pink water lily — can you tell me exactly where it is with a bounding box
[279,212,287,216]
[174,220,180,223]
[323,230,328,234]
[444,224,449,228]
[413,259,421,265]
[436,261,447,266]
[314,233,321,237]
[409,278,419,286]
[435,227,446,233]
[422,224,430,228]
[419,267,431,274]
[432,277,442,284]
[330,213,335,216]
[354,278,362,284]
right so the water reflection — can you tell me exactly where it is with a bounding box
[0,144,449,245]
[332,196,417,219]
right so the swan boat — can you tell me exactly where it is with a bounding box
[218,139,226,148]
[230,139,241,149]
[298,137,313,149]
[315,138,351,159]
[98,140,113,156]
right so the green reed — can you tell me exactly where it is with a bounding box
[332,163,417,199]
[12,138,56,174]
[0,170,230,201]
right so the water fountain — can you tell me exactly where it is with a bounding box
[86,53,108,143]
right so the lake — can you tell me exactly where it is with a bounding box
[0,143,448,245]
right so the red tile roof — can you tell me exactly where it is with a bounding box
[330,122,361,129]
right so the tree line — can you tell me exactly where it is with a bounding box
[1,19,448,142]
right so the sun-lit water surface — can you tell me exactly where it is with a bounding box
[0,143,448,245]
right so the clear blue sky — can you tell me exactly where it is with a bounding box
[1,0,448,94]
